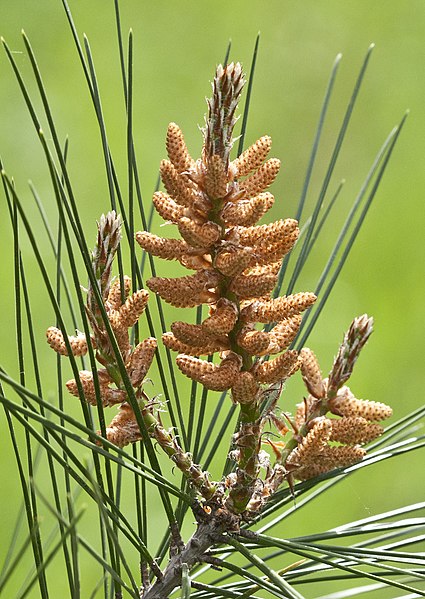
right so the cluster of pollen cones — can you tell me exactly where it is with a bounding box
[46,213,157,448]
[137,62,316,404]
[285,335,393,482]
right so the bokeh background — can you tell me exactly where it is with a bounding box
[1,1,424,597]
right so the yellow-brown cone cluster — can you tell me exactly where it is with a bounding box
[136,63,316,406]
[135,62,318,514]
[281,316,393,482]
[46,212,157,447]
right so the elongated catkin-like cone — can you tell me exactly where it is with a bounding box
[202,299,239,335]
[162,332,227,356]
[160,159,196,206]
[251,232,300,265]
[166,122,194,173]
[252,350,301,384]
[147,270,220,308]
[171,322,214,346]
[241,292,317,323]
[221,192,274,226]
[107,275,131,310]
[127,337,157,387]
[300,348,325,399]
[101,403,142,448]
[237,328,270,356]
[239,158,281,196]
[178,217,221,248]
[108,310,131,356]
[179,253,213,271]
[230,271,278,299]
[136,232,190,260]
[329,416,384,445]
[66,370,127,406]
[46,327,91,357]
[268,314,302,353]
[234,218,298,246]
[116,290,149,328]
[200,353,242,391]
[286,418,332,468]
[152,191,185,222]
[214,247,253,277]
[176,352,241,390]
[319,444,367,469]
[231,135,272,178]
[293,444,367,481]
[328,388,393,421]
[205,154,228,198]
[176,354,216,382]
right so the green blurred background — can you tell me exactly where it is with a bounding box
[1,1,424,597]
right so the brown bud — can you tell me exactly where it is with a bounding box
[328,314,374,397]
[204,62,245,168]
